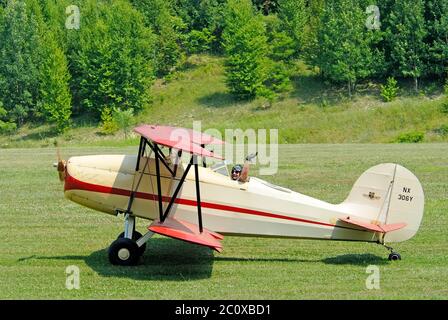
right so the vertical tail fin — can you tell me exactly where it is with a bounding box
[339,163,424,242]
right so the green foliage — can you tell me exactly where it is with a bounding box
[444,78,448,95]
[223,0,269,99]
[386,0,427,91]
[100,107,119,135]
[185,28,216,54]
[380,77,399,102]
[441,99,448,114]
[71,0,155,118]
[434,124,448,136]
[39,29,72,133]
[425,0,448,78]
[313,0,381,97]
[0,102,17,134]
[173,0,226,51]
[132,0,185,76]
[0,0,41,125]
[112,107,135,139]
[396,131,425,143]
[277,0,307,58]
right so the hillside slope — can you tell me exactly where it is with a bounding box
[1,55,447,148]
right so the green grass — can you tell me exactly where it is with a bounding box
[1,55,447,148]
[0,144,447,299]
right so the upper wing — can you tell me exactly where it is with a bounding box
[134,124,224,159]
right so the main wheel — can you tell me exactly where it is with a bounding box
[388,252,401,261]
[117,231,147,256]
[108,238,140,266]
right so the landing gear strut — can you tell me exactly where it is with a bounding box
[108,213,154,266]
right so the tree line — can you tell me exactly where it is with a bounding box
[0,0,446,134]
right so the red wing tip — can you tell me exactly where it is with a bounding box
[148,218,223,252]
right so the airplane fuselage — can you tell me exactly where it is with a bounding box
[64,154,391,243]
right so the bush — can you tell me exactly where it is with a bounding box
[434,124,448,136]
[0,102,17,134]
[112,107,135,139]
[396,131,425,143]
[100,107,119,135]
[185,28,216,54]
[380,77,399,102]
[441,99,448,114]
[444,78,448,95]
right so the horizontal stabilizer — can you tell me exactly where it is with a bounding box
[339,217,406,233]
[149,217,223,252]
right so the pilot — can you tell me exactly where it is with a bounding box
[231,153,257,182]
[231,164,243,181]
[231,160,250,182]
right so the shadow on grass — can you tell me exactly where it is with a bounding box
[322,253,388,266]
[18,238,214,281]
[17,241,389,282]
[196,92,237,108]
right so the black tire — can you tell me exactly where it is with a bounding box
[388,252,401,261]
[117,231,147,256]
[108,238,140,266]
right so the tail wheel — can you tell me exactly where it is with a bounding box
[108,238,140,266]
[117,231,146,256]
[388,252,401,261]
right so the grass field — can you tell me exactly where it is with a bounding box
[0,144,447,299]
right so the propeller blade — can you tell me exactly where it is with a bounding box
[54,141,66,182]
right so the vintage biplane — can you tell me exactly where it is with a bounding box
[55,124,424,265]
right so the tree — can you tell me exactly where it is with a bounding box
[132,0,184,76]
[0,101,17,134]
[222,0,269,99]
[277,0,307,58]
[385,0,427,92]
[71,0,155,118]
[425,0,448,78]
[112,107,135,139]
[39,29,72,132]
[0,0,41,126]
[314,0,380,97]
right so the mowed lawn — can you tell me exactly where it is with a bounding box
[0,144,447,299]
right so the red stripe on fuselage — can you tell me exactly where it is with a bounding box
[64,173,343,229]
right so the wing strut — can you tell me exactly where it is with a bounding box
[139,137,204,233]
[125,135,223,252]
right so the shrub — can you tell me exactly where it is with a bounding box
[444,78,448,95]
[434,124,448,136]
[0,102,17,134]
[185,28,216,54]
[380,77,399,102]
[441,99,448,114]
[100,107,119,135]
[396,131,424,143]
[112,107,135,139]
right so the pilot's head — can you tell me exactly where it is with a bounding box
[231,165,243,181]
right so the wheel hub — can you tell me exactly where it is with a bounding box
[118,248,130,260]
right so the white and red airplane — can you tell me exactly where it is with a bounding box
[55,124,425,266]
